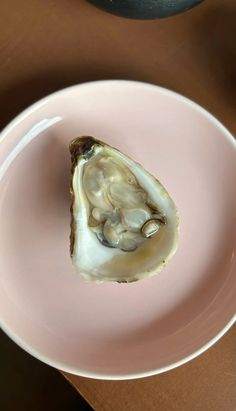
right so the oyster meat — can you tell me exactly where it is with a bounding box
[69,136,179,282]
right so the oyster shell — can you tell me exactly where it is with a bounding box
[69,136,179,282]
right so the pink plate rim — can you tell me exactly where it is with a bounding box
[0,80,235,380]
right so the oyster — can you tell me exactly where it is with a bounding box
[69,136,179,282]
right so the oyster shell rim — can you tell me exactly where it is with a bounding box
[69,136,179,282]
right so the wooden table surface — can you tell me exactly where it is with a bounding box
[1,0,235,410]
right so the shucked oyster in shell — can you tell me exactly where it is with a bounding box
[69,136,179,282]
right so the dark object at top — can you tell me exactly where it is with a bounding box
[88,0,203,19]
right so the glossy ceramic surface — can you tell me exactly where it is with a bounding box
[88,0,203,19]
[0,81,235,379]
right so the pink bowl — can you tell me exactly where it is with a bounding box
[0,80,235,379]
